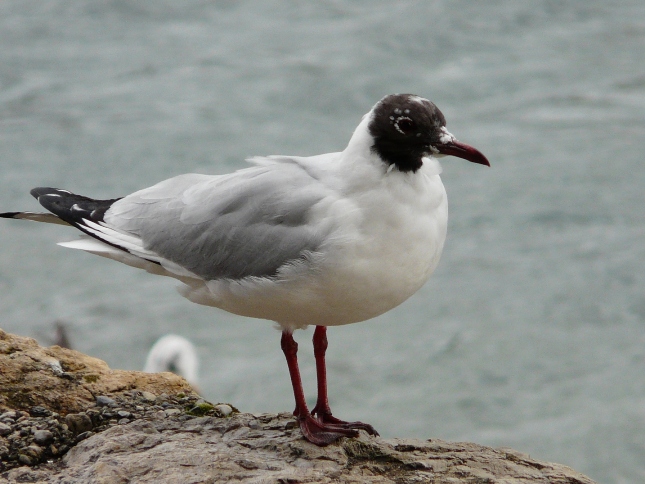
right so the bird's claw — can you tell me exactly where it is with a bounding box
[295,405,379,445]
[297,414,359,446]
[311,408,379,437]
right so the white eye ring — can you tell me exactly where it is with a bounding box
[394,116,414,134]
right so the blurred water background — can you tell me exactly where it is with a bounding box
[1,2,644,482]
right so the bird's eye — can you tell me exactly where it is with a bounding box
[393,116,416,135]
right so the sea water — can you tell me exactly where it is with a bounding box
[1,2,644,482]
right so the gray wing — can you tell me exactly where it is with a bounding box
[104,160,334,281]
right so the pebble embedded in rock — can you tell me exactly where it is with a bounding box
[141,391,157,402]
[96,395,116,407]
[76,431,93,442]
[30,443,43,453]
[0,388,213,472]
[1,411,17,421]
[18,453,33,465]
[0,422,11,436]
[29,406,51,417]
[65,413,93,434]
[33,429,54,445]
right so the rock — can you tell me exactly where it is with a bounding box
[47,413,596,484]
[141,391,157,402]
[65,413,93,435]
[0,328,196,416]
[29,406,50,417]
[0,411,17,421]
[33,429,53,445]
[75,431,94,442]
[17,453,33,466]
[95,396,116,407]
[0,328,598,483]
[17,444,43,466]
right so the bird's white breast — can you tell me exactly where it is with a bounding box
[311,157,448,327]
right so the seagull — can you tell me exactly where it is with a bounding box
[1,94,489,445]
[144,334,200,390]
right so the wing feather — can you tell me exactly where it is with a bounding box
[105,160,335,281]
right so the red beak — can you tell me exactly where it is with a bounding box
[435,139,490,166]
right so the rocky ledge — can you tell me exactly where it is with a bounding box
[1,329,596,483]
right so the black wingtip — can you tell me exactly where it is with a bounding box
[27,187,122,226]
[30,187,70,200]
[0,212,21,219]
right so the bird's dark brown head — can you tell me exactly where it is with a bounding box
[368,94,490,173]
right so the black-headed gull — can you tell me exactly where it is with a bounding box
[1,94,489,445]
[144,334,200,391]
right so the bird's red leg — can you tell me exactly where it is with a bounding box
[310,326,379,436]
[281,330,358,446]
